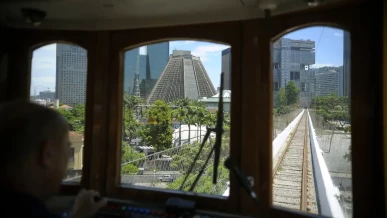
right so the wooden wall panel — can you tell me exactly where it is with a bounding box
[0,0,384,217]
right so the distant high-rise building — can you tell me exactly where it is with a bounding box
[56,44,87,106]
[139,54,149,80]
[147,50,217,104]
[221,48,231,90]
[147,42,169,80]
[39,90,56,102]
[139,79,158,100]
[123,42,168,97]
[315,70,340,96]
[123,48,140,94]
[338,66,344,96]
[273,38,315,107]
[343,31,351,97]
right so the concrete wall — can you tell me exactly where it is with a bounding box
[308,110,344,218]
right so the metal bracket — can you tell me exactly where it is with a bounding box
[247,176,255,188]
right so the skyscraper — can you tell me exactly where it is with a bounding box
[124,43,169,97]
[123,48,140,94]
[56,44,87,106]
[221,48,231,90]
[139,54,148,80]
[147,42,169,80]
[273,38,315,107]
[147,50,217,104]
[315,70,340,96]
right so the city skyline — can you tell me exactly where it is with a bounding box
[30,26,344,95]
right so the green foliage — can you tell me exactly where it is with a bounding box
[311,94,349,111]
[123,94,143,142]
[121,164,140,175]
[167,164,229,195]
[167,128,230,194]
[334,105,343,111]
[276,88,287,107]
[274,82,300,116]
[123,94,144,109]
[123,108,139,142]
[138,100,173,151]
[311,94,350,128]
[285,80,300,105]
[121,141,145,163]
[57,104,85,134]
[121,141,145,175]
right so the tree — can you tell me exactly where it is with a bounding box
[311,94,350,126]
[173,98,198,143]
[276,88,287,107]
[57,104,85,134]
[123,94,143,142]
[138,100,173,151]
[172,99,189,145]
[121,141,145,175]
[285,80,300,105]
[167,128,231,194]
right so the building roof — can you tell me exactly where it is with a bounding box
[212,90,231,98]
[59,104,73,109]
[199,90,231,103]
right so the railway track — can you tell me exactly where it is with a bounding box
[273,112,318,213]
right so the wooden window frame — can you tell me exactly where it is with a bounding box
[105,22,243,214]
[5,30,106,195]
[242,1,385,217]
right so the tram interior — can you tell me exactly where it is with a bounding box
[0,0,385,218]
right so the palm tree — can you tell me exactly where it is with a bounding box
[123,93,143,142]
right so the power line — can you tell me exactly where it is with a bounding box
[315,27,325,53]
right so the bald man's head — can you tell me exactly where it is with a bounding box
[0,101,71,196]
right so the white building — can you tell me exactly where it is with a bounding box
[172,124,215,147]
[199,90,231,112]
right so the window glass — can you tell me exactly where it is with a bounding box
[120,41,231,196]
[30,43,87,183]
[272,27,352,217]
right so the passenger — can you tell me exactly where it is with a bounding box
[0,100,107,218]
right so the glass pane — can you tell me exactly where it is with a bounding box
[120,41,231,196]
[272,27,352,217]
[30,43,88,184]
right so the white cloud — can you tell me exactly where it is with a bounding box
[334,32,343,37]
[309,63,340,69]
[191,44,230,62]
[30,44,56,94]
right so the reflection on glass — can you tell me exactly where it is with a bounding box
[30,43,87,183]
[271,27,352,217]
[120,41,231,196]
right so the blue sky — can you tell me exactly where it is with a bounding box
[30,26,344,94]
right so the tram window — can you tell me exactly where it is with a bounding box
[30,43,87,184]
[120,40,231,196]
[272,27,352,217]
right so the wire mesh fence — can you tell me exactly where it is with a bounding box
[120,131,230,196]
[309,109,352,218]
[272,109,303,139]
